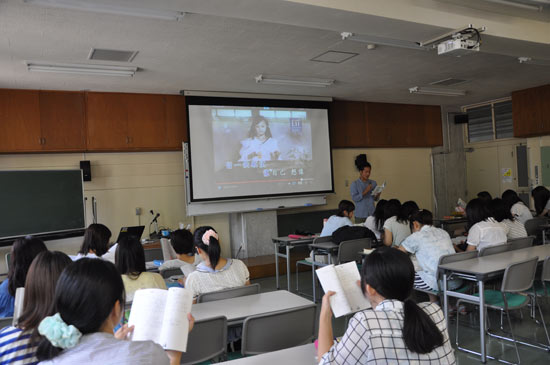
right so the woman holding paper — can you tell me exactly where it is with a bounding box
[36,259,194,365]
[317,247,455,364]
[350,158,380,224]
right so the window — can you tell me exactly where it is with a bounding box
[465,100,513,142]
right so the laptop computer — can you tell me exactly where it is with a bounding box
[116,225,145,243]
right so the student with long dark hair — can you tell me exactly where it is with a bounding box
[383,199,411,247]
[320,200,355,237]
[318,247,455,363]
[115,236,166,302]
[0,251,72,364]
[464,198,508,252]
[477,191,492,206]
[36,259,192,365]
[350,158,380,224]
[501,189,532,224]
[531,186,550,217]
[0,236,47,317]
[185,226,250,302]
[488,198,527,239]
[364,199,386,240]
[73,223,112,260]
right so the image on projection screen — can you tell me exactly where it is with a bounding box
[188,104,333,201]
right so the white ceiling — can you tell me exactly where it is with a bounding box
[0,0,549,108]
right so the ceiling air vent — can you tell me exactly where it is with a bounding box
[430,78,468,86]
[310,51,358,64]
[88,48,138,62]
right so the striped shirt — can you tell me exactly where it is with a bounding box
[0,326,37,365]
[502,219,527,239]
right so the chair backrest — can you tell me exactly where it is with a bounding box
[241,304,316,356]
[5,253,11,273]
[541,256,550,283]
[197,283,261,303]
[508,236,534,251]
[478,243,510,257]
[180,316,227,365]
[160,238,178,261]
[143,247,163,262]
[0,317,14,329]
[313,236,333,244]
[337,238,372,264]
[437,251,478,284]
[501,256,539,293]
[160,267,183,279]
[524,217,548,242]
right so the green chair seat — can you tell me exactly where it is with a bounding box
[474,290,529,309]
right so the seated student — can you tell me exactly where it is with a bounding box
[477,191,493,206]
[317,247,455,364]
[185,226,250,302]
[364,199,387,240]
[159,229,201,279]
[464,198,508,252]
[36,259,193,365]
[398,210,457,302]
[0,251,72,364]
[531,186,550,217]
[489,198,527,239]
[0,236,47,317]
[401,200,420,219]
[72,223,112,261]
[383,199,412,247]
[502,189,533,225]
[115,236,166,302]
[320,200,355,237]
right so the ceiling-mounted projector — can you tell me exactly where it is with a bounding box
[437,38,480,56]
[419,24,485,57]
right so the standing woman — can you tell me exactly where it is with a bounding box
[350,157,380,224]
[531,186,550,217]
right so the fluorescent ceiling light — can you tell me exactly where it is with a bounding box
[518,57,550,66]
[482,0,542,11]
[26,61,138,77]
[255,74,334,87]
[23,0,185,21]
[409,86,466,96]
[341,32,427,51]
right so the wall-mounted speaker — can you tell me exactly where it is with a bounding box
[80,160,91,181]
[454,113,469,124]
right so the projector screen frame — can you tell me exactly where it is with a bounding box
[185,95,334,203]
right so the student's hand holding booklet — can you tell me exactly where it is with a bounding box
[128,287,194,352]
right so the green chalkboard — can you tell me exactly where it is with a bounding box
[0,170,85,240]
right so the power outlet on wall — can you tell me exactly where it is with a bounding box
[135,207,142,216]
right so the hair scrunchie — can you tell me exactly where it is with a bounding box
[202,229,218,246]
[38,313,82,349]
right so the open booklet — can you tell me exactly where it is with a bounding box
[372,181,386,195]
[128,287,193,352]
[316,261,371,318]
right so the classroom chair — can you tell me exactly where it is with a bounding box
[160,267,183,279]
[295,236,334,302]
[4,253,10,272]
[180,316,227,364]
[456,256,548,364]
[508,236,534,251]
[241,304,316,356]
[196,283,261,303]
[478,243,510,257]
[530,256,550,318]
[524,217,549,245]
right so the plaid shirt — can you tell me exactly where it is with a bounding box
[320,299,456,364]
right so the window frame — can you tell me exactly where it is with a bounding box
[463,97,515,145]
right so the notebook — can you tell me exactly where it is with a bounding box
[116,226,145,243]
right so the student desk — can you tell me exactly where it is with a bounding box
[272,236,317,291]
[433,217,468,236]
[219,343,316,364]
[439,245,550,363]
[191,290,313,325]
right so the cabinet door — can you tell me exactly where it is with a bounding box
[125,94,167,149]
[165,95,187,149]
[39,91,86,151]
[406,105,442,147]
[512,87,543,137]
[329,101,366,147]
[86,92,129,150]
[365,102,399,147]
[0,89,41,152]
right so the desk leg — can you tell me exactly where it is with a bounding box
[443,273,448,324]
[274,243,280,290]
[286,245,291,292]
[478,280,486,363]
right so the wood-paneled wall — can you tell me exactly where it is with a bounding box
[513,84,550,138]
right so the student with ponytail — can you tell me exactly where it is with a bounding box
[318,247,455,364]
[185,226,250,302]
[36,259,193,365]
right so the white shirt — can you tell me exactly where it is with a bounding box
[185,259,250,299]
[383,216,411,247]
[467,218,509,251]
[320,215,353,237]
[70,252,101,261]
[159,255,201,277]
[510,202,533,225]
[502,218,527,239]
[239,137,279,162]
[364,216,381,240]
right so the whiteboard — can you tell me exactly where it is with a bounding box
[183,143,326,216]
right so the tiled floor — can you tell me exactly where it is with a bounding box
[252,272,550,364]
